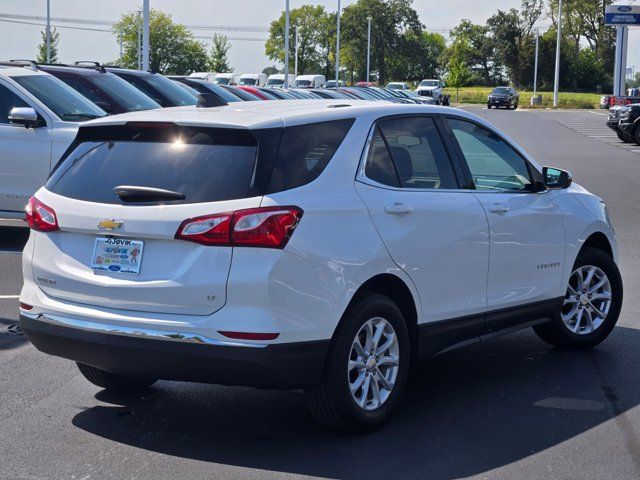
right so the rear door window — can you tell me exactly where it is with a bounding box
[266,119,355,193]
[47,126,259,205]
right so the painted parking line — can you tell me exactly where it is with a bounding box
[0,295,19,299]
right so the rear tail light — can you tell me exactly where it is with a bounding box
[19,302,33,311]
[175,206,303,248]
[25,197,59,232]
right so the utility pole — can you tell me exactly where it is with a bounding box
[533,28,539,97]
[46,0,51,63]
[553,0,563,108]
[294,25,298,77]
[335,0,341,83]
[137,11,142,70]
[366,17,372,85]
[142,0,150,71]
[284,0,290,88]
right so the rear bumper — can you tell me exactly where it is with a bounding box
[20,314,329,389]
[606,119,621,131]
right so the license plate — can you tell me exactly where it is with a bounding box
[91,238,144,275]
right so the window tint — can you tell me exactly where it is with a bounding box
[88,74,160,111]
[448,118,532,192]
[0,83,28,124]
[376,117,457,189]
[267,119,355,193]
[120,74,198,107]
[365,127,399,187]
[11,75,106,121]
[47,127,258,205]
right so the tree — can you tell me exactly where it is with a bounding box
[446,40,473,102]
[36,28,59,63]
[340,0,422,84]
[450,20,503,86]
[265,5,333,75]
[262,66,280,76]
[113,9,209,74]
[209,33,231,72]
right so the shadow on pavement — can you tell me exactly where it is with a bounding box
[71,326,640,479]
[0,227,29,252]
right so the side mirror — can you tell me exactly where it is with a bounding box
[543,166,572,189]
[94,102,115,114]
[8,107,42,128]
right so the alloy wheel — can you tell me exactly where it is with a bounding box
[561,265,612,335]
[347,317,400,411]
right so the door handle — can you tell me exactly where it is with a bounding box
[385,203,413,216]
[488,204,510,214]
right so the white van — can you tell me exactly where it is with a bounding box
[189,72,218,82]
[238,73,267,87]
[266,73,296,88]
[294,74,326,89]
[213,73,241,86]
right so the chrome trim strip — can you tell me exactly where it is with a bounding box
[30,314,267,349]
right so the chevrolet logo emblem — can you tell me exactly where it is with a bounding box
[98,220,123,231]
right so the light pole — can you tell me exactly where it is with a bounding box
[294,25,299,77]
[137,10,142,70]
[335,0,341,83]
[284,0,290,88]
[366,17,372,85]
[553,0,563,108]
[46,0,51,63]
[533,28,539,97]
[142,0,150,71]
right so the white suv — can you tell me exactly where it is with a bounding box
[0,65,106,221]
[20,101,622,432]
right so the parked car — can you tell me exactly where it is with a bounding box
[415,79,446,104]
[386,82,410,91]
[294,74,326,89]
[0,65,106,221]
[213,73,241,86]
[189,72,218,82]
[355,81,377,87]
[238,73,268,87]
[100,66,198,107]
[169,76,243,107]
[323,80,345,88]
[309,88,352,99]
[257,87,295,99]
[237,85,277,100]
[266,74,294,87]
[20,101,622,432]
[388,89,436,105]
[36,63,160,114]
[220,85,263,101]
[487,86,520,109]
[611,104,640,144]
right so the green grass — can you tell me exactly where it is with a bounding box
[443,87,603,109]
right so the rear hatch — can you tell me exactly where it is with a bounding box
[31,123,267,316]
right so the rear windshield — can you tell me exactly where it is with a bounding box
[213,77,230,85]
[47,119,355,204]
[47,126,258,205]
[239,77,257,85]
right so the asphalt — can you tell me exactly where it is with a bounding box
[2,106,640,480]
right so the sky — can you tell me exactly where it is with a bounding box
[1,0,640,75]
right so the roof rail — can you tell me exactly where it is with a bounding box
[4,59,39,72]
[74,61,106,73]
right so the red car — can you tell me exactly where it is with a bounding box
[355,81,377,87]
[237,85,277,100]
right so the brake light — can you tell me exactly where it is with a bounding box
[175,206,303,248]
[25,197,59,232]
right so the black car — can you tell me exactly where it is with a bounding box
[169,76,242,107]
[611,104,640,143]
[487,86,519,109]
[102,66,199,108]
[36,63,160,114]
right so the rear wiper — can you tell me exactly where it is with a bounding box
[113,185,185,202]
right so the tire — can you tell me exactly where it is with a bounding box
[487,104,491,109]
[617,131,633,143]
[77,363,157,393]
[305,294,411,432]
[634,125,640,145]
[533,247,622,349]
[513,102,518,110]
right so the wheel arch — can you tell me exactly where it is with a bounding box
[338,273,420,356]
[582,231,613,259]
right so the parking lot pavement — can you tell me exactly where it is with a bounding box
[3,107,640,479]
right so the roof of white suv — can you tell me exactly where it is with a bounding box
[83,100,458,130]
[0,66,51,78]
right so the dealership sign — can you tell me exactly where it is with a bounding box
[605,5,640,25]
